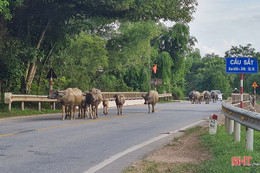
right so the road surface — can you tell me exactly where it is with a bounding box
[0,101,222,173]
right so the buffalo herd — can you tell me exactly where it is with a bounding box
[188,90,220,104]
[48,88,159,120]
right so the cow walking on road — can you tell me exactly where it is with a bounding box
[143,90,159,113]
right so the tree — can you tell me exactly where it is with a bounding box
[0,0,11,19]
[106,21,160,91]
[185,53,232,98]
[0,0,198,94]
[225,43,257,57]
[51,32,108,91]
[153,51,173,93]
[158,23,196,97]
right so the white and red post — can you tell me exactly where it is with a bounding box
[240,74,243,108]
[234,74,243,141]
[244,73,253,150]
[49,76,53,94]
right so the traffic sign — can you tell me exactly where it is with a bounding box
[150,78,163,85]
[46,68,57,78]
[252,82,258,87]
[226,57,258,73]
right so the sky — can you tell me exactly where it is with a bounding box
[188,0,260,57]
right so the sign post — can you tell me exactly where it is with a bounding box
[46,68,57,94]
[226,57,258,150]
[152,65,158,91]
[252,82,258,106]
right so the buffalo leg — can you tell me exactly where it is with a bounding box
[117,105,120,115]
[62,105,66,120]
[71,107,74,120]
[95,106,98,119]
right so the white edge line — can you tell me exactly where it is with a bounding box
[83,119,205,173]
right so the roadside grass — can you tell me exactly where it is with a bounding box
[123,125,260,173]
[199,125,260,173]
[0,102,61,118]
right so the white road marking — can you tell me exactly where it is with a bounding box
[84,119,205,173]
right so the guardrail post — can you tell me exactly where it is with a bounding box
[8,102,12,111]
[21,102,24,111]
[225,116,229,132]
[228,118,234,135]
[246,127,254,151]
[38,102,41,112]
[234,121,241,142]
[53,102,56,110]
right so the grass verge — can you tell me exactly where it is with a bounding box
[199,125,260,173]
[0,102,61,118]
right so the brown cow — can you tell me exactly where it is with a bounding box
[48,88,83,120]
[203,91,211,104]
[142,90,159,113]
[211,91,218,103]
[114,94,125,115]
[102,98,109,115]
[85,88,103,119]
[191,91,200,104]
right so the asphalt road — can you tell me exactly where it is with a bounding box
[0,101,222,173]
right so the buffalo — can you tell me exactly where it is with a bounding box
[142,90,159,113]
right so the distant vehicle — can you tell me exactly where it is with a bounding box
[210,90,223,101]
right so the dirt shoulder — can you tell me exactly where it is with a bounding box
[123,113,226,173]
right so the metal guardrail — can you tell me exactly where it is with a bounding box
[4,93,57,111]
[102,92,146,100]
[222,95,259,151]
[222,101,260,132]
[102,92,172,100]
[4,92,172,111]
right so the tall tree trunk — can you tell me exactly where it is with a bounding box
[25,19,51,93]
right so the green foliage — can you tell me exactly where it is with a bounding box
[225,43,258,58]
[243,73,260,94]
[0,0,199,96]
[53,32,108,91]
[107,21,158,67]
[157,24,195,97]
[0,0,11,19]
[0,39,28,93]
[185,52,232,98]
[106,21,159,92]
[153,51,173,93]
